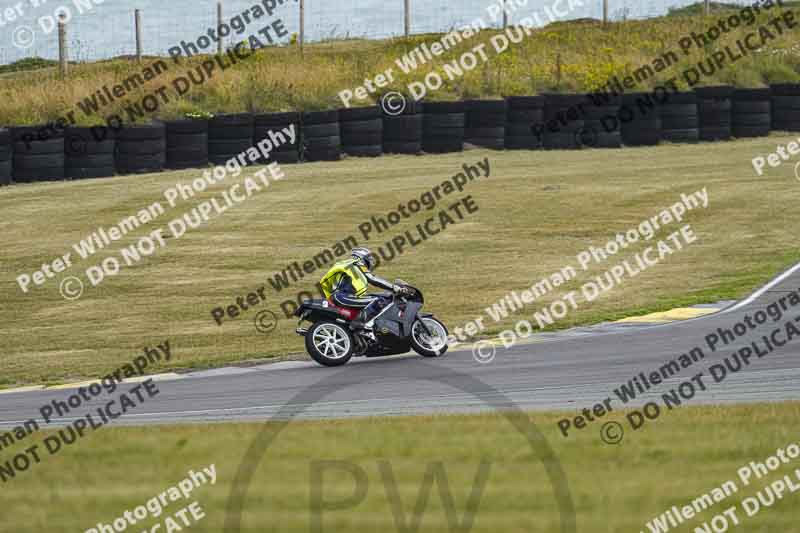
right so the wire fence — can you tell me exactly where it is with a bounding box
[0,0,759,67]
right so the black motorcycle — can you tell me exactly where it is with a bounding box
[294,281,449,366]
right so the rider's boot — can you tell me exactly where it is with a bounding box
[351,308,373,331]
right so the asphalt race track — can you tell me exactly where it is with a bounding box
[1,263,799,430]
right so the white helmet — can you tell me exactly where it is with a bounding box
[351,247,376,272]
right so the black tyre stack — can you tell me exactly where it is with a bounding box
[164,119,209,170]
[659,92,698,143]
[254,112,300,164]
[732,89,771,138]
[505,96,544,150]
[582,95,622,148]
[770,84,800,132]
[115,123,166,174]
[423,101,465,153]
[542,94,584,149]
[464,100,506,150]
[694,86,733,142]
[382,100,423,154]
[0,129,11,185]
[208,113,254,165]
[339,106,383,158]
[621,92,661,146]
[65,127,116,179]
[302,110,341,162]
[11,126,64,182]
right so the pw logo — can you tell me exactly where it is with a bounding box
[309,459,492,533]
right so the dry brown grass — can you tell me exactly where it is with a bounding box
[0,134,798,385]
[0,6,798,125]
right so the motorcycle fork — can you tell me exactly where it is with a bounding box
[417,318,434,337]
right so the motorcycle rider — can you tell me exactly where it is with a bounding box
[319,247,408,330]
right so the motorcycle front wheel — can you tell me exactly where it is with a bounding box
[410,317,449,357]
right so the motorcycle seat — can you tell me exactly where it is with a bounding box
[326,298,360,321]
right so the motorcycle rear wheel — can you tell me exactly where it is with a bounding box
[410,317,449,357]
[305,321,354,366]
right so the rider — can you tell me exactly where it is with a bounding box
[319,247,407,330]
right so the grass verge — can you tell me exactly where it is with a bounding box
[0,136,799,385]
[2,402,799,532]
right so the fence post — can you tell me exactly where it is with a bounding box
[556,53,562,88]
[602,0,608,25]
[217,2,224,54]
[135,9,143,63]
[58,15,68,78]
[404,0,410,38]
[704,0,710,15]
[300,0,305,53]
[503,0,508,28]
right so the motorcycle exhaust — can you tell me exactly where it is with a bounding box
[295,327,308,336]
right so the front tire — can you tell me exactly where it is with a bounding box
[410,317,449,357]
[305,321,354,366]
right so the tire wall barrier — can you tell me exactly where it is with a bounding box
[12,126,65,182]
[659,92,699,143]
[0,129,11,186]
[465,99,506,150]
[732,88,771,138]
[255,112,300,164]
[2,85,800,186]
[339,106,383,158]
[302,110,341,162]
[543,94,585,149]
[115,123,166,174]
[771,83,800,132]
[208,113,254,165]
[506,96,544,150]
[583,94,622,148]
[65,127,116,179]
[382,99,423,154]
[621,92,662,146]
[423,101,465,153]
[165,119,209,170]
[695,86,733,142]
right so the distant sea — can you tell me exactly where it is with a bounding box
[0,0,747,66]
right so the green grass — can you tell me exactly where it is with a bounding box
[2,402,799,532]
[0,57,58,76]
[0,135,798,386]
[669,1,800,16]
[668,2,746,15]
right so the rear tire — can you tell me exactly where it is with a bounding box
[305,321,354,366]
[410,317,449,357]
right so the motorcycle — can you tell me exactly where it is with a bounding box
[294,280,449,366]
